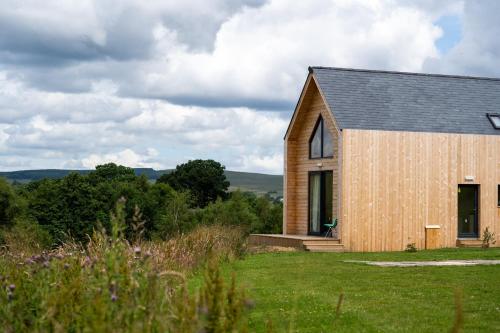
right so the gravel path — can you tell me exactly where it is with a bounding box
[345,259,500,267]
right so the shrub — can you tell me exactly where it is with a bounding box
[405,242,417,252]
[482,227,496,248]
[251,196,283,234]
[199,191,258,231]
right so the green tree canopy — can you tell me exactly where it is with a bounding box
[157,159,229,208]
[0,178,22,227]
[88,163,136,183]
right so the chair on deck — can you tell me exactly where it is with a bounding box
[323,218,338,238]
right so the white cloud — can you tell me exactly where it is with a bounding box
[124,105,288,148]
[0,0,499,173]
[0,124,9,152]
[134,0,443,106]
[239,152,283,174]
[81,148,161,169]
[0,72,143,123]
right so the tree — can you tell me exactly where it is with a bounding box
[26,174,98,242]
[0,178,23,227]
[24,166,154,244]
[88,163,136,183]
[153,190,192,239]
[199,191,258,230]
[253,197,283,234]
[157,160,229,208]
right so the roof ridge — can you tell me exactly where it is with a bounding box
[309,66,500,82]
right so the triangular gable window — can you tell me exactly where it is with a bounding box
[309,116,334,159]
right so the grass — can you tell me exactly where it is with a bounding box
[220,248,500,332]
[0,203,249,332]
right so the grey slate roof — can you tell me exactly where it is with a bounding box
[310,66,500,135]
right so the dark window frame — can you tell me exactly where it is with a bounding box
[309,115,334,159]
[498,185,500,207]
[457,184,480,238]
[308,170,333,236]
[486,113,500,129]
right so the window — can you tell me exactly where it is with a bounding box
[309,116,334,159]
[487,113,500,129]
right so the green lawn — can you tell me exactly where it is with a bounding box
[222,248,500,332]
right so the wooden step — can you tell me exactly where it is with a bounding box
[456,239,483,248]
[302,239,341,246]
[304,243,344,252]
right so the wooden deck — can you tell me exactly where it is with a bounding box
[249,234,344,252]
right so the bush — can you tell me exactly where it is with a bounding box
[251,196,283,234]
[199,191,258,231]
[482,227,496,248]
[405,242,417,252]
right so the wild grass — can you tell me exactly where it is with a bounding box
[0,200,249,332]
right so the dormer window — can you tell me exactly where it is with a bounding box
[487,113,500,129]
[309,116,333,159]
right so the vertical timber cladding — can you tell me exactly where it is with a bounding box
[342,129,500,252]
[285,80,341,235]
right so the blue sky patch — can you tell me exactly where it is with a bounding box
[435,15,462,54]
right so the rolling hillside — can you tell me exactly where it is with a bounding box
[0,168,283,196]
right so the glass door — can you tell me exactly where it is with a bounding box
[309,171,333,235]
[458,185,479,238]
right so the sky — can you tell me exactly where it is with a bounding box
[0,0,499,174]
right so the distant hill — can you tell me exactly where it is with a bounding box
[0,168,283,196]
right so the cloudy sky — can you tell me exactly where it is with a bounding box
[0,0,499,174]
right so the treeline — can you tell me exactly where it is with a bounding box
[0,160,282,247]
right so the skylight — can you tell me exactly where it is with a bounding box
[487,113,500,129]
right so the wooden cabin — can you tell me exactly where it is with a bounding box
[253,67,500,252]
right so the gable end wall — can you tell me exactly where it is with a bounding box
[284,82,341,235]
